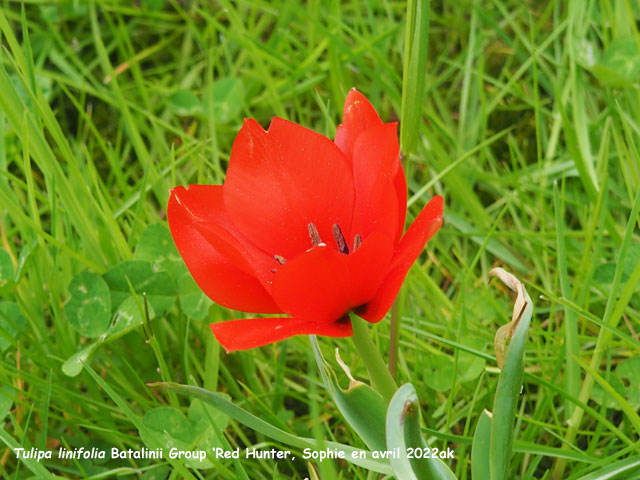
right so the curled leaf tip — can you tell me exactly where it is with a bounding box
[335,348,364,389]
[490,267,529,368]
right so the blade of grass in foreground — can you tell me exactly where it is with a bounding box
[150,382,393,475]
[553,180,580,418]
[400,0,430,156]
[83,365,198,480]
[553,187,640,479]
[0,428,57,479]
[392,0,431,378]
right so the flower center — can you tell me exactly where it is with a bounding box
[270,222,362,273]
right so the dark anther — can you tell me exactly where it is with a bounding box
[270,268,278,273]
[308,222,322,246]
[353,234,362,252]
[273,255,287,264]
[332,224,349,254]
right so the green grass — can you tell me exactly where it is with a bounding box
[1,1,639,479]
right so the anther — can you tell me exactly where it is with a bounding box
[273,255,287,264]
[308,222,322,247]
[353,234,362,252]
[332,224,349,254]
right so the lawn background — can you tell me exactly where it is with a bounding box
[1,1,639,479]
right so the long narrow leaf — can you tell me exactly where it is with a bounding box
[489,269,534,480]
[385,383,456,480]
[471,410,492,480]
[310,336,387,451]
[151,382,393,474]
[400,0,430,155]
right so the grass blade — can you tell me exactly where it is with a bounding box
[400,0,430,156]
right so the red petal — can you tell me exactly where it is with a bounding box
[334,89,383,161]
[271,232,394,322]
[350,122,402,242]
[359,196,443,323]
[211,316,353,352]
[168,185,281,313]
[224,118,355,260]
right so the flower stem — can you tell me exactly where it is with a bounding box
[350,313,398,403]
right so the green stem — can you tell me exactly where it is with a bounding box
[388,302,400,379]
[350,313,398,403]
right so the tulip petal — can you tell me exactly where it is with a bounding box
[211,316,353,353]
[334,89,383,161]
[359,195,444,323]
[168,185,281,313]
[224,118,356,260]
[271,232,394,323]
[351,122,402,242]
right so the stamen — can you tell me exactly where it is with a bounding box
[273,255,287,264]
[332,224,349,254]
[308,222,322,246]
[353,234,362,251]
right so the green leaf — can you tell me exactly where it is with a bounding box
[141,0,164,11]
[141,405,195,445]
[187,397,230,461]
[141,406,210,467]
[591,375,627,409]
[61,338,104,377]
[61,296,155,377]
[0,249,15,294]
[590,37,640,88]
[574,454,640,480]
[179,289,211,320]
[385,383,456,480]
[616,357,640,406]
[310,336,387,451]
[108,295,154,336]
[423,339,485,392]
[168,90,203,117]
[0,302,25,353]
[178,275,212,320]
[489,269,534,480]
[134,223,185,280]
[206,77,245,123]
[135,223,211,319]
[593,244,640,287]
[83,366,199,480]
[400,0,430,155]
[471,410,491,480]
[0,385,16,422]
[423,355,453,392]
[458,336,486,383]
[14,239,36,283]
[151,382,393,474]
[103,260,176,317]
[0,428,57,480]
[39,3,89,23]
[64,272,111,338]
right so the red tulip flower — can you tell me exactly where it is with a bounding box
[168,90,443,352]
